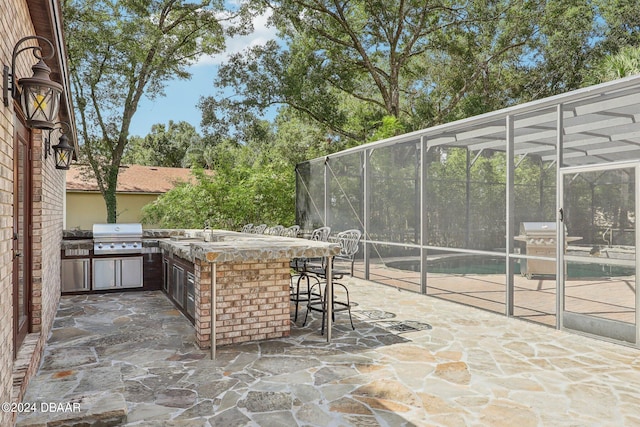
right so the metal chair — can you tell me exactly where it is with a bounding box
[289,226,331,322]
[241,223,253,233]
[303,229,362,334]
[310,226,331,242]
[266,225,284,235]
[281,225,300,238]
[252,224,267,234]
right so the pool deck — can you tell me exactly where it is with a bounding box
[17,276,640,426]
[364,261,636,327]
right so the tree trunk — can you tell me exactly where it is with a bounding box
[105,190,117,223]
[104,166,119,223]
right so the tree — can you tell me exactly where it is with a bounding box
[584,45,640,84]
[141,140,297,229]
[201,0,600,144]
[123,120,204,167]
[64,0,249,222]
[594,0,640,52]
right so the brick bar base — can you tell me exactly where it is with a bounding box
[194,258,291,348]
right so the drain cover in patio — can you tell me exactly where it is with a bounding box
[377,320,433,333]
[356,309,397,320]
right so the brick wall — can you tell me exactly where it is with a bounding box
[1,1,34,425]
[194,261,212,348]
[194,259,291,348]
[0,0,67,424]
[34,129,65,335]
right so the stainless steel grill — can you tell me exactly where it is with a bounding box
[515,222,580,278]
[93,223,143,255]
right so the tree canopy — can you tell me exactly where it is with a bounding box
[199,0,633,144]
[123,0,640,230]
[123,120,204,167]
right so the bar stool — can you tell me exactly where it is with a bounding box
[290,226,330,322]
[303,229,361,334]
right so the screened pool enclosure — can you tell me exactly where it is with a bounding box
[296,75,640,347]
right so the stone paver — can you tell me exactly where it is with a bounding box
[17,277,640,426]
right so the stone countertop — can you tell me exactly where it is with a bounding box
[63,228,188,239]
[61,239,93,250]
[61,229,339,262]
[159,230,341,263]
[61,239,161,251]
[61,228,201,251]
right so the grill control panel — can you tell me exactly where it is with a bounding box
[94,241,143,255]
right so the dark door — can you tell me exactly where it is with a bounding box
[13,118,31,357]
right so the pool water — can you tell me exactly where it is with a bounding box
[386,257,634,278]
[386,257,514,275]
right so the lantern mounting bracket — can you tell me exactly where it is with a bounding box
[3,36,56,107]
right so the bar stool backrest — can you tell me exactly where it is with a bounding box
[336,229,361,259]
[252,224,267,234]
[282,225,300,238]
[310,226,331,242]
[241,223,253,233]
[267,225,284,235]
[335,229,362,276]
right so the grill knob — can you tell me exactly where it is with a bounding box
[122,243,127,248]
[110,243,115,248]
[97,243,103,249]
[133,243,138,248]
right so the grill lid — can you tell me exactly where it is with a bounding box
[519,222,556,236]
[93,223,143,241]
[93,223,143,254]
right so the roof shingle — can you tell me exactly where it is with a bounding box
[66,164,199,194]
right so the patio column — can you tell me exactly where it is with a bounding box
[420,136,427,295]
[324,157,330,227]
[506,114,515,316]
[555,103,565,330]
[363,149,371,280]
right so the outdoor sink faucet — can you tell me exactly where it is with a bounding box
[203,219,212,241]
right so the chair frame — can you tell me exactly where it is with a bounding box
[282,225,300,238]
[289,226,331,322]
[302,229,362,334]
[252,224,267,234]
[266,225,284,235]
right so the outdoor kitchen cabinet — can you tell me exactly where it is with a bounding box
[61,258,90,292]
[186,272,196,318]
[162,253,195,322]
[93,256,144,290]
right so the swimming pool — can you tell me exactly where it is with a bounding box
[386,256,634,278]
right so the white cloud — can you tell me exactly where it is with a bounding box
[196,9,278,66]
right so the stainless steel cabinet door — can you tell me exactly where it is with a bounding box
[93,258,117,289]
[186,272,195,317]
[172,265,185,306]
[93,257,143,289]
[61,259,90,292]
[120,257,143,288]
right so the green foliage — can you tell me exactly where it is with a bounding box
[203,0,475,142]
[141,134,300,229]
[124,121,204,167]
[584,45,640,85]
[594,0,640,51]
[369,116,406,142]
[140,104,359,229]
[202,0,631,147]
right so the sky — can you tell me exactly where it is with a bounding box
[128,10,278,137]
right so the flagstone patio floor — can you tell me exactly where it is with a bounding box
[17,277,640,426]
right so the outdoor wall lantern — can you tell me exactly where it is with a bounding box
[3,36,63,130]
[47,122,74,170]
